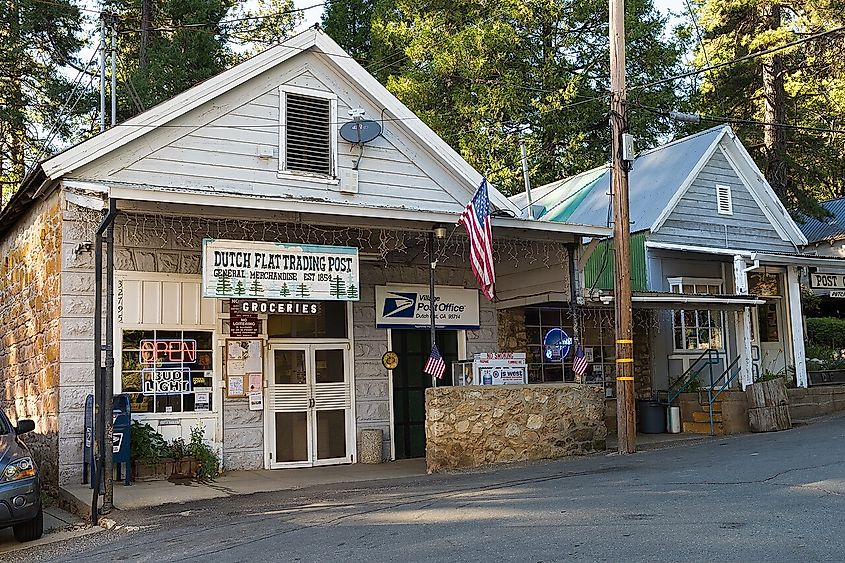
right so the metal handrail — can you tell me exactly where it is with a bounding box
[705,355,742,435]
[665,348,721,405]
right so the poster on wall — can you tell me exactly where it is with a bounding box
[225,339,263,398]
[375,285,480,329]
[202,239,360,300]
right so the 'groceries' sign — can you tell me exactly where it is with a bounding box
[202,239,359,301]
[375,285,480,329]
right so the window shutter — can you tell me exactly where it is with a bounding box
[716,184,733,215]
[284,93,332,175]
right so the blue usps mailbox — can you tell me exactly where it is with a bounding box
[83,394,132,487]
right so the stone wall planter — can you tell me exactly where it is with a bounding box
[425,384,607,473]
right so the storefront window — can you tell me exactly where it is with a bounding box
[525,307,575,383]
[669,279,723,351]
[121,330,214,414]
[267,301,348,338]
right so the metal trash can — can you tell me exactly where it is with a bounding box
[667,406,681,433]
[358,429,384,464]
[637,400,666,434]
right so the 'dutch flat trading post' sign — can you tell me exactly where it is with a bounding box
[202,239,360,300]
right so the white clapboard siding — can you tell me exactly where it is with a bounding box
[651,149,796,253]
[75,52,471,214]
[118,275,214,327]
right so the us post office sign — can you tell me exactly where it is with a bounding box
[375,284,480,329]
[203,239,360,301]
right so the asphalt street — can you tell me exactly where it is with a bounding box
[11,414,845,562]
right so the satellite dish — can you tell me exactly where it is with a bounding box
[339,120,382,144]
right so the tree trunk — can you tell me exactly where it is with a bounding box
[761,3,788,202]
[139,0,152,70]
[745,378,792,432]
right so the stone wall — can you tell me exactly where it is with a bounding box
[425,384,606,472]
[0,191,63,489]
[788,385,845,419]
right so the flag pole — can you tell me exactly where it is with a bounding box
[428,231,437,388]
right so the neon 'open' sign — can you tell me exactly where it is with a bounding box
[139,339,197,365]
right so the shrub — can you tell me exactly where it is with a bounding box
[806,317,845,349]
[130,421,168,466]
[189,425,220,481]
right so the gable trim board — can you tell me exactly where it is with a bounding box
[38,28,521,218]
[649,127,806,247]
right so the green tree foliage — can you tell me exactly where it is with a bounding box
[366,0,684,195]
[0,0,89,204]
[229,0,301,57]
[691,0,845,216]
[107,0,237,119]
[322,0,395,69]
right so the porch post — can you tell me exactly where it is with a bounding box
[786,266,808,388]
[733,255,754,389]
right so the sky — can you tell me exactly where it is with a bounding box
[291,0,687,34]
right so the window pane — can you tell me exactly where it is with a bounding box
[540,308,560,328]
[543,363,564,383]
[525,308,540,326]
[683,284,694,294]
[315,349,345,383]
[274,349,307,385]
[267,301,347,338]
[122,371,142,393]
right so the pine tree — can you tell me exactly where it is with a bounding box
[322,0,394,70]
[249,278,264,297]
[346,282,358,300]
[216,272,233,295]
[295,283,310,298]
[691,0,845,214]
[234,280,246,296]
[0,0,88,205]
[279,283,291,297]
[329,275,346,298]
[368,0,685,195]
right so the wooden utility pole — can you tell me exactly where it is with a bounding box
[609,0,636,454]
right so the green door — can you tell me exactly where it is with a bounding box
[391,330,458,459]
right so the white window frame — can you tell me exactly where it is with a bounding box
[716,184,733,215]
[668,277,725,352]
[114,272,219,421]
[278,84,339,184]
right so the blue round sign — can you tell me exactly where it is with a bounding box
[543,328,573,362]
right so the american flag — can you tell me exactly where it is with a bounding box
[458,179,496,301]
[423,344,446,379]
[572,345,590,377]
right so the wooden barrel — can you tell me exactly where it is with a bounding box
[745,379,792,432]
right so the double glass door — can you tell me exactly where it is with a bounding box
[268,344,352,468]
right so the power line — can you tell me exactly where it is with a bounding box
[117,2,327,34]
[630,25,845,92]
[634,102,845,135]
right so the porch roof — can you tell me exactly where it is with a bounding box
[589,291,765,311]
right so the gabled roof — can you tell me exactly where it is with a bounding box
[512,125,807,245]
[799,198,845,243]
[35,27,521,217]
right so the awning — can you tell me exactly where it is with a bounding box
[590,292,765,311]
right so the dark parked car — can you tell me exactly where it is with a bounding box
[0,411,42,542]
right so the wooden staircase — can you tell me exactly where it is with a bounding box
[680,394,724,435]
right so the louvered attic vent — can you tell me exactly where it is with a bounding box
[716,184,733,215]
[284,93,332,176]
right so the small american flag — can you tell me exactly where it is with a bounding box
[458,179,496,301]
[423,344,446,379]
[572,345,590,377]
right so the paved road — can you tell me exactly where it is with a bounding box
[12,414,845,562]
